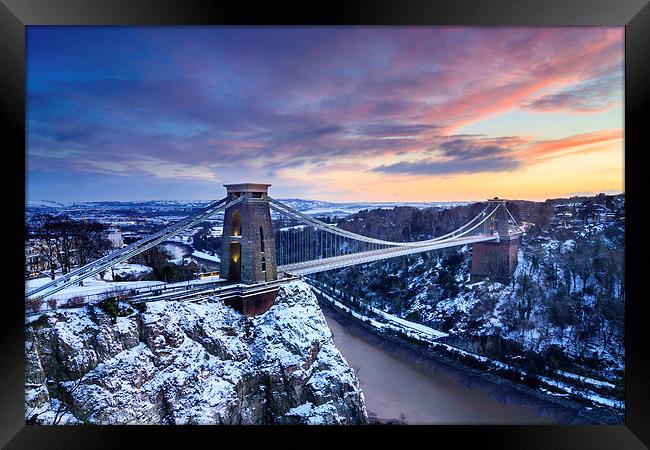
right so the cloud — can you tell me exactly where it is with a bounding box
[438,139,507,160]
[526,129,623,159]
[371,128,623,177]
[372,136,519,175]
[26,26,624,198]
[372,157,519,176]
[523,74,623,112]
[566,189,623,197]
[356,122,440,137]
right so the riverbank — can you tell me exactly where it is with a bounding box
[316,289,620,424]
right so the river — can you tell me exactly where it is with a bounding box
[321,302,592,425]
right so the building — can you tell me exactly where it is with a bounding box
[24,238,55,278]
[107,227,124,248]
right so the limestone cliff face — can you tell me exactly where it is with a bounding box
[25,280,367,425]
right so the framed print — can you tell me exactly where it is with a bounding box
[2,0,649,448]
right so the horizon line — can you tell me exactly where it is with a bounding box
[26,191,625,207]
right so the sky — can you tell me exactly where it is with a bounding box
[26,26,624,203]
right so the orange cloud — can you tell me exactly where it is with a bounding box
[525,129,623,160]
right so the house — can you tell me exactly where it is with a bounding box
[107,227,124,248]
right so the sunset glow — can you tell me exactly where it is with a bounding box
[27,26,624,202]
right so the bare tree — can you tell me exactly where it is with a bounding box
[52,373,87,425]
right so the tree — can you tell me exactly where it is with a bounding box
[516,274,535,321]
[573,242,592,294]
[39,236,59,280]
[548,291,579,327]
[75,221,113,265]
[579,200,596,223]
[438,251,464,298]
[132,247,169,268]
[34,216,112,275]
[529,250,543,278]
[543,258,558,290]
[531,201,554,229]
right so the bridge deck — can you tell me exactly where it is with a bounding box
[278,233,497,276]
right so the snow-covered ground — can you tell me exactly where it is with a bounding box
[191,250,220,263]
[26,275,236,312]
[165,235,194,245]
[207,226,222,237]
[100,263,153,281]
[159,242,190,264]
[311,285,387,331]
[369,303,448,339]
[310,282,448,342]
[555,370,616,390]
[26,277,164,306]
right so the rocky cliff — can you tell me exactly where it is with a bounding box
[25,280,367,425]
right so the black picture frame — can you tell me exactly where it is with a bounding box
[2,0,648,448]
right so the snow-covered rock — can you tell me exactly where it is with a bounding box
[25,280,367,425]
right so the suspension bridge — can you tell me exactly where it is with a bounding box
[26,183,523,315]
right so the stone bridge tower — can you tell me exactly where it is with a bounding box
[220,183,278,284]
[470,198,521,284]
[220,183,278,316]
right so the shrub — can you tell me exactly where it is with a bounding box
[88,304,99,324]
[405,310,421,322]
[132,301,147,314]
[521,372,541,388]
[26,297,43,314]
[108,288,132,302]
[97,297,119,316]
[31,313,49,328]
[97,296,135,318]
[47,298,58,310]
[61,296,85,309]
[141,263,196,283]
[541,344,571,372]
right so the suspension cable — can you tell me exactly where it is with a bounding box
[506,206,525,232]
[269,197,498,248]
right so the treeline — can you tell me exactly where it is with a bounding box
[313,195,625,386]
[503,230,625,361]
[129,247,196,283]
[314,247,466,321]
[336,202,489,242]
[27,216,113,279]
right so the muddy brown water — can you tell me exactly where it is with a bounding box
[321,302,592,425]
